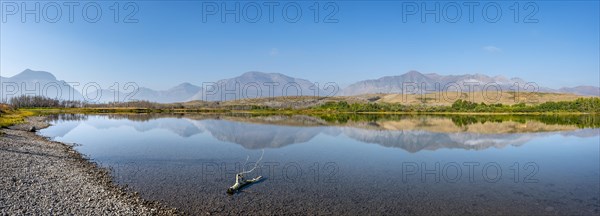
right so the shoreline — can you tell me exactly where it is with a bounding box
[22,107,600,116]
[0,116,180,215]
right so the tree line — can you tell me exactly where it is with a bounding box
[4,95,600,113]
[311,98,600,113]
[8,95,86,108]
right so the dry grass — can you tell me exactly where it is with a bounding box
[377,91,590,105]
[181,92,593,109]
[0,104,34,128]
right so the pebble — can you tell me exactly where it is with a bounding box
[0,116,179,215]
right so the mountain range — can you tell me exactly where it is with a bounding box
[1,69,598,103]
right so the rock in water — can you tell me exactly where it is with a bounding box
[28,126,36,132]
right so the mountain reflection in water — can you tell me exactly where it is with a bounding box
[38,113,600,215]
[43,113,599,152]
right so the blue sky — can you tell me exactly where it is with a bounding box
[1,1,598,89]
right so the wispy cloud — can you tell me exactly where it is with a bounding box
[269,48,279,56]
[483,45,501,53]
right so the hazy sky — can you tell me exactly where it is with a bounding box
[1,1,598,89]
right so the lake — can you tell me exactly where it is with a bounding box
[39,114,600,215]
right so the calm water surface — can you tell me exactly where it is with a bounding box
[39,114,600,215]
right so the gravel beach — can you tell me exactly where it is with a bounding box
[0,116,179,215]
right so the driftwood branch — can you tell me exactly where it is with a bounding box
[227,150,264,194]
[226,174,263,194]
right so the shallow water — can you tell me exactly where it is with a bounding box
[39,114,600,215]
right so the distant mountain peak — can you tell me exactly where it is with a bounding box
[405,70,423,76]
[174,82,196,88]
[559,85,600,96]
[239,71,290,78]
[1,69,82,101]
[240,71,270,76]
[400,70,430,79]
[12,69,57,81]
[168,82,201,92]
[493,75,508,80]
